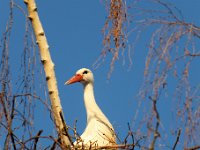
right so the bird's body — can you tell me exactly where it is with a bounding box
[66,68,116,148]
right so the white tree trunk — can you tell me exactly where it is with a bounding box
[24,0,71,149]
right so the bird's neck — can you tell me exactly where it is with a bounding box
[83,83,104,122]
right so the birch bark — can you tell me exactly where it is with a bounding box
[24,0,71,149]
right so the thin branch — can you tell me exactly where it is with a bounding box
[59,111,73,145]
[34,130,43,150]
[185,145,200,150]
[99,144,136,149]
[125,122,134,149]
[172,129,181,150]
[148,97,161,150]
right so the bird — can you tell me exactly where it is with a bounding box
[65,68,116,149]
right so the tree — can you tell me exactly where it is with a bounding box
[1,0,71,149]
[0,0,199,149]
[99,0,200,149]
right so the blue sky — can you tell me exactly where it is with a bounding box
[1,0,200,149]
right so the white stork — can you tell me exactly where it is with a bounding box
[65,68,116,149]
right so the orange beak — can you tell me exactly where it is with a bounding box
[65,74,83,85]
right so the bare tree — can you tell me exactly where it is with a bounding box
[0,0,37,149]
[97,0,200,149]
[1,0,72,149]
[0,0,200,150]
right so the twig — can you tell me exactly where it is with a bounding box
[124,122,135,150]
[172,129,181,150]
[34,130,43,150]
[73,119,82,142]
[185,145,200,150]
[98,143,136,149]
[128,123,134,146]
[13,93,51,111]
[49,136,63,149]
[59,111,73,145]
[0,92,17,150]
[149,96,161,150]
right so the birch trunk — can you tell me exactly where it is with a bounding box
[24,0,71,149]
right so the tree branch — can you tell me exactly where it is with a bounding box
[185,145,200,150]
[24,0,71,149]
[34,130,43,150]
[172,129,181,150]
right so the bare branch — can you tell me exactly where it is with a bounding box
[34,130,43,150]
[172,129,181,150]
[185,146,200,150]
[24,0,71,148]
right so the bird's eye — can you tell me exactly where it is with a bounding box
[83,70,88,74]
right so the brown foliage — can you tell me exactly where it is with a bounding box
[94,0,128,77]
[95,0,200,149]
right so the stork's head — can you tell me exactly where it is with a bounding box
[65,68,94,85]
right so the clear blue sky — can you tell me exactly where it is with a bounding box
[1,0,200,149]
